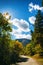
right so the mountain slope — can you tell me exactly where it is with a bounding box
[16,38,31,46]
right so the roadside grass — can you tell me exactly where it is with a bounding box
[32,54,43,65]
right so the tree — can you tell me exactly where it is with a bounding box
[10,40,23,63]
[0,13,12,65]
[25,42,35,56]
[29,0,43,56]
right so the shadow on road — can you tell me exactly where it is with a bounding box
[17,57,28,62]
[10,56,29,65]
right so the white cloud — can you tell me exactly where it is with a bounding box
[9,18,31,40]
[10,27,31,40]
[15,34,32,40]
[29,16,36,24]
[29,2,43,12]
[9,18,30,32]
[29,8,33,12]
[11,31,32,40]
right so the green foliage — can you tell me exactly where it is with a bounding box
[30,7,43,56]
[26,1,43,56]
[0,13,12,65]
[25,43,35,56]
[34,10,43,56]
[13,40,23,55]
[0,13,24,64]
[35,44,43,55]
[10,40,23,63]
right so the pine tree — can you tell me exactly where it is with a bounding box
[31,0,43,56]
[34,0,43,47]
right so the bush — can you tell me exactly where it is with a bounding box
[10,40,23,63]
[35,44,43,56]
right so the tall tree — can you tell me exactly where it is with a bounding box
[0,13,12,65]
[30,0,43,56]
[34,0,43,47]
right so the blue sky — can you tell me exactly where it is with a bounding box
[0,0,41,20]
[0,0,42,40]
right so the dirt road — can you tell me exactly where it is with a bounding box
[15,55,39,65]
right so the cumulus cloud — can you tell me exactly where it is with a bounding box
[11,31,32,40]
[29,16,36,24]
[9,18,30,32]
[9,18,31,40]
[10,28,21,35]
[29,2,43,12]
[15,34,32,40]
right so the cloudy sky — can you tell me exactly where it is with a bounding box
[0,0,42,40]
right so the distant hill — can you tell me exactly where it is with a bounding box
[16,38,31,46]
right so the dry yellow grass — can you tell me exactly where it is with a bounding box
[32,54,43,65]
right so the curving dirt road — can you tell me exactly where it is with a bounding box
[16,55,39,65]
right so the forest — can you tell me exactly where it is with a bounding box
[0,1,43,65]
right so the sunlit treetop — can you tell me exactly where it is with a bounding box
[3,12,11,20]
